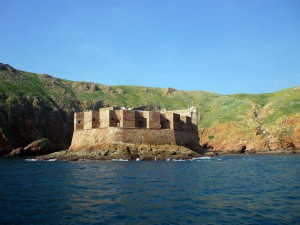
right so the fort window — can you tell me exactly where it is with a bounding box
[160,121,169,129]
[109,110,121,127]
[78,120,81,124]
[138,119,143,127]
[93,118,95,122]
[160,114,170,129]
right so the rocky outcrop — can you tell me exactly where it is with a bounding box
[39,143,202,161]
[10,138,55,156]
[0,97,75,155]
[0,64,16,73]
[0,64,80,155]
[200,114,300,154]
[0,131,11,155]
[72,82,101,92]
[116,88,126,95]
[164,87,177,95]
[0,63,299,157]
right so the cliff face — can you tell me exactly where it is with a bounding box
[0,63,299,155]
[0,64,80,155]
[200,89,300,154]
[200,114,300,154]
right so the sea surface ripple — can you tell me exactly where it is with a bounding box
[0,155,300,224]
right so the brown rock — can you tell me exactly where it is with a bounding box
[72,82,100,92]
[164,87,177,95]
[10,138,54,156]
[39,143,201,161]
[0,131,11,155]
[116,89,126,95]
[9,148,25,156]
[200,114,300,154]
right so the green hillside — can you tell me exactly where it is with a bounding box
[1,63,299,129]
[67,82,300,129]
[0,63,299,154]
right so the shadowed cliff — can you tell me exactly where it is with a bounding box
[0,63,299,155]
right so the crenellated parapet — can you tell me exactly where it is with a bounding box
[74,112,84,130]
[74,107,198,132]
[71,107,200,151]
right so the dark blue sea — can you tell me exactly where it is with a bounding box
[1,155,300,225]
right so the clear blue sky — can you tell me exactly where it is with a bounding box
[0,0,299,94]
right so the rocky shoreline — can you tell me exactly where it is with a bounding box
[1,64,299,158]
[37,148,299,162]
[38,143,204,161]
[3,137,299,161]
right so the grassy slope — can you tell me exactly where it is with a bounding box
[1,64,299,130]
[232,87,300,124]
[0,68,79,112]
[70,83,300,129]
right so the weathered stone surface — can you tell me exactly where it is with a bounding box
[68,107,201,160]
[39,143,201,161]
[0,63,299,157]
[200,114,300,154]
[0,64,79,155]
[9,148,25,156]
[10,138,54,156]
[72,82,100,92]
[164,87,177,95]
[69,127,200,152]
[0,64,16,73]
[0,131,11,155]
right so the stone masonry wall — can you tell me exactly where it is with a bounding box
[110,110,120,127]
[75,108,197,132]
[71,108,199,151]
[99,108,110,128]
[84,111,99,129]
[163,112,181,130]
[160,113,170,129]
[170,108,198,132]
[135,111,147,128]
[121,110,135,128]
[147,111,160,129]
[69,127,199,150]
[74,112,84,130]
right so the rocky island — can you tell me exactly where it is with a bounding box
[0,63,299,160]
[43,106,202,160]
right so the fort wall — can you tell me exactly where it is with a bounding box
[84,111,99,129]
[147,111,160,129]
[169,108,198,132]
[99,108,110,128]
[121,110,135,128]
[69,127,200,150]
[74,108,198,132]
[71,107,200,151]
[74,112,84,130]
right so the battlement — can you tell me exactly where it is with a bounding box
[71,107,200,151]
[74,107,198,132]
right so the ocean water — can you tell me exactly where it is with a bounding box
[0,155,300,225]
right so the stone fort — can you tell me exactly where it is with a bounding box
[69,107,200,150]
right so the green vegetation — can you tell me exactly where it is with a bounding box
[1,63,299,129]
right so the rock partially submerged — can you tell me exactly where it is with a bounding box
[39,143,203,161]
[10,138,55,156]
